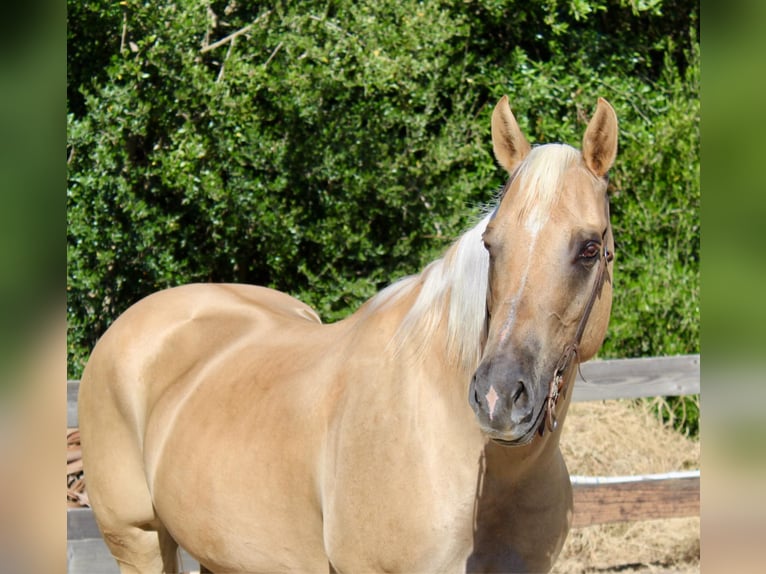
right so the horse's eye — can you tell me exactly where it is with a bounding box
[579,242,600,261]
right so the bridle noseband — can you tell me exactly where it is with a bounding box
[541,225,613,436]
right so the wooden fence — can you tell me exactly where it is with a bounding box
[67,354,700,573]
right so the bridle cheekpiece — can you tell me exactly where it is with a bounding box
[541,228,613,435]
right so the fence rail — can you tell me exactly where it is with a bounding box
[67,354,700,573]
[574,354,699,401]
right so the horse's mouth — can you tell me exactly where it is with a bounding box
[489,431,535,447]
[491,436,531,447]
[485,403,547,447]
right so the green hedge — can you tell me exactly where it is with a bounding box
[67,0,699,431]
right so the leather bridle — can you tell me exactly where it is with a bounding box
[540,213,613,436]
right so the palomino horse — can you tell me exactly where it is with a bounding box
[79,96,618,573]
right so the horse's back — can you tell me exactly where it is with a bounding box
[82,283,318,397]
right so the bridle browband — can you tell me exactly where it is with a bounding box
[540,211,613,436]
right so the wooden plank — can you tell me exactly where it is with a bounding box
[67,506,101,540]
[571,471,700,528]
[68,538,120,574]
[68,508,201,572]
[67,355,701,427]
[68,379,79,428]
[68,537,200,573]
[68,474,700,568]
[574,354,699,402]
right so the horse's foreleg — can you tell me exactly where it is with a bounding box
[99,523,178,574]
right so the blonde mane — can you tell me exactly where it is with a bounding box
[367,143,580,370]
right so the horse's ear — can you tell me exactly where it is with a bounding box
[491,95,531,174]
[582,98,618,178]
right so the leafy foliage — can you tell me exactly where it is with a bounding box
[67,0,699,433]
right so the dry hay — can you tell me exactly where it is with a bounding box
[555,399,700,573]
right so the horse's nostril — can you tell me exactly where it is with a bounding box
[512,382,527,405]
[473,387,480,406]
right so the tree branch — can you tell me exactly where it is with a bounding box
[200,9,272,54]
[263,41,283,68]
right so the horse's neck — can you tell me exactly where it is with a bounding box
[329,247,489,461]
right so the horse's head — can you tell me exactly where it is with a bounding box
[469,96,618,446]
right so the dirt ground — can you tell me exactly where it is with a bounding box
[555,399,700,573]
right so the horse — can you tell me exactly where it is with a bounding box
[78,95,618,573]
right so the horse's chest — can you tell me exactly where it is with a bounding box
[329,494,476,572]
[322,439,482,572]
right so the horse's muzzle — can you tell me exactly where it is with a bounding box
[468,359,543,444]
